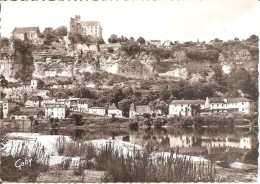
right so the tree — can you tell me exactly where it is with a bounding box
[0,37,10,47]
[55,26,68,37]
[118,99,132,117]
[120,41,141,59]
[37,79,45,89]
[107,47,114,53]
[72,114,84,126]
[108,34,118,43]
[43,27,59,44]
[129,37,135,42]
[137,37,145,45]
[0,74,8,88]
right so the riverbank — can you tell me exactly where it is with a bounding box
[2,132,258,182]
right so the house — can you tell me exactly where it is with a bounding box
[88,107,106,116]
[45,104,67,119]
[2,99,18,118]
[70,15,103,38]
[108,103,122,118]
[161,40,173,48]
[77,98,89,113]
[31,79,38,89]
[169,99,205,116]
[169,97,252,116]
[10,110,44,120]
[41,97,56,107]
[129,103,152,118]
[25,96,43,107]
[146,40,161,47]
[208,97,251,114]
[67,98,80,111]
[12,27,40,41]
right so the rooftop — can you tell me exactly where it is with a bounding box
[170,100,205,105]
[13,27,40,34]
[108,103,118,110]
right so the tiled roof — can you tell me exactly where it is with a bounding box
[135,105,151,114]
[89,107,105,109]
[79,98,89,102]
[209,97,251,103]
[13,27,40,34]
[109,103,118,110]
[170,100,205,105]
[45,104,66,108]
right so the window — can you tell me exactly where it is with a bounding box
[181,104,183,107]
[217,104,219,107]
[222,104,224,107]
[242,102,244,105]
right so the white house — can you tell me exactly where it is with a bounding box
[88,107,106,116]
[77,98,89,113]
[45,104,67,119]
[169,100,205,116]
[169,97,251,116]
[108,103,122,118]
[31,79,38,89]
[208,97,251,114]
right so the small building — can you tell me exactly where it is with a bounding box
[88,107,106,116]
[129,103,152,118]
[146,40,161,47]
[12,27,40,41]
[161,40,173,48]
[41,97,56,107]
[25,96,43,107]
[45,104,67,119]
[10,110,44,120]
[108,103,122,118]
[31,79,38,89]
[2,99,18,118]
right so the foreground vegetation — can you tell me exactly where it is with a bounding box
[55,138,229,182]
[1,134,230,182]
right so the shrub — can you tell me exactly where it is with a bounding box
[58,157,72,170]
[182,117,193,128]
[129,121,139,130]
[143,113,151,119]
[107,47,114,53]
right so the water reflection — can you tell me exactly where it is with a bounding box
[10,126,258,164]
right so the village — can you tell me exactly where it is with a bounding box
[0,77,257,130]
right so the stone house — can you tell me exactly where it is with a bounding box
[88,107,106,116]
[10,110,44,120]
[108,103,122,118]
[129,103,152,118]
[12,27,40,41]
[25,96,43,107]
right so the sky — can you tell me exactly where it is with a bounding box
[1,0,260,43]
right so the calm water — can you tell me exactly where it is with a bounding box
[11,126,259,165]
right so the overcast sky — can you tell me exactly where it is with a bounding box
[1,0,260,42]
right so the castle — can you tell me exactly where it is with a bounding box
[70,15,103,38]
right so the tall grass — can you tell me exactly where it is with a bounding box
[55,137,229,182]
[1,140,50,182]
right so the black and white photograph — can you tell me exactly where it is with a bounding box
[0,0,259,183]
